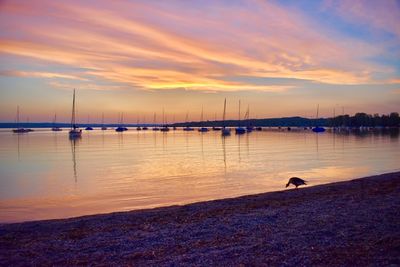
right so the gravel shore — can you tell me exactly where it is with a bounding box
[1,172,399,266]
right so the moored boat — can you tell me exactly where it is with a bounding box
[235,100,246,135]
[69,89,82,138]
[221,99,231,136]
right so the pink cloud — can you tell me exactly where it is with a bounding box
[0,0,396,93]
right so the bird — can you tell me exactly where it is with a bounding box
[286,177,307,188]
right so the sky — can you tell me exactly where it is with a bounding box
[0,0,399,123]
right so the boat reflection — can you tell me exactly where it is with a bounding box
[69,136,81,182]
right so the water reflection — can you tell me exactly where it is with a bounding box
[69,136,80,182]
[0,128,399,223]
[222,136,227,172]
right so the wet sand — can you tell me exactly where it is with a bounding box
[1,172,399,266]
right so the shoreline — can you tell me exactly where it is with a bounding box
[1,171,399,265]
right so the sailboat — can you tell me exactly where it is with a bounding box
[198,106,209,132]
[212,112,221,131]
[136,116,142,131]
[69,89,82,138]
[312,104,326,133]
[183,112,194,131]
[101,113,107,130]
[160,108,170,132]
[115,112,128,132]
[12,106,30,133]
[142,115,148,130]
[172,114,177,130]
[221,98,231,136]
[85,115,93,130]
[51,113,62,131]
[235,100,246,134]
[152,113,160,131]
[245,105,254,132]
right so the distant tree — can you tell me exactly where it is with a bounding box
[389,112,399,127]
[373,113,381,127]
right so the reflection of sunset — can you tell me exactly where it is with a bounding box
[0,130,398,222]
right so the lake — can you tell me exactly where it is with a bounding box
[0,128,399,223]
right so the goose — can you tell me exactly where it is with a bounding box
[286,177,307,188]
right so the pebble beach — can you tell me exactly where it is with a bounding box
[1,172,399,266]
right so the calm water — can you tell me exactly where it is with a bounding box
[0,128,399,223]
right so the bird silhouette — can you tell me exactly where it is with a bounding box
[286,177,307,188]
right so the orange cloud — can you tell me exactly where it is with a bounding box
[0,70,87,80]
[0,0,395,93]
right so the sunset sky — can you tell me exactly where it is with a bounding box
[0,0,399,123]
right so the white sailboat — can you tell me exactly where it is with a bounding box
[101,113,107,130]
[160,108,170,132]
[136,116,142,131]
[212,112,221,131]
[245,105,253,132]
[235,100,246,134]
[115,112,128,132]
[85,115,93,130]
[183,112,194,131]
[12,106,31,133]
[198,106,209,132]
[51,113,62,131]
[69,89,82,138]
[312,104,326,133]
[152,112,160,131]
[221,98,231,136]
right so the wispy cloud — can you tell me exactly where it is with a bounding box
[0,70,87,80]
[48,81,127,91]
[0,0,398,94]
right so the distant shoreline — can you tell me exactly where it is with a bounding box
[2,112,399,128]
[1,171,399,265]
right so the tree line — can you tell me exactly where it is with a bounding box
[174,112,399,128]
[328,112,399,127]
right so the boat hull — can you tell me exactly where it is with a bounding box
[235,127,246,134]
[69,129,82,137]
[312,127,326,133]
[221,128,231,136]
[198,127,209,132]
[13,128,31,133]
[115,127,128,132]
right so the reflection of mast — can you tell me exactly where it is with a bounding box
[200,132,204,160]
[238,135,242,163]
[70,138,79,182]
[222,135,227,171]
[118,130,124,148]
[17,133,21,161]
[246,132,250,156]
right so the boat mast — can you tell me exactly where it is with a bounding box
[223,98,226,127]
[71,89,76,129]
[162,108,165,126]
[238,100,241,127]
[16,105,20,126]
[200,106,204,127]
